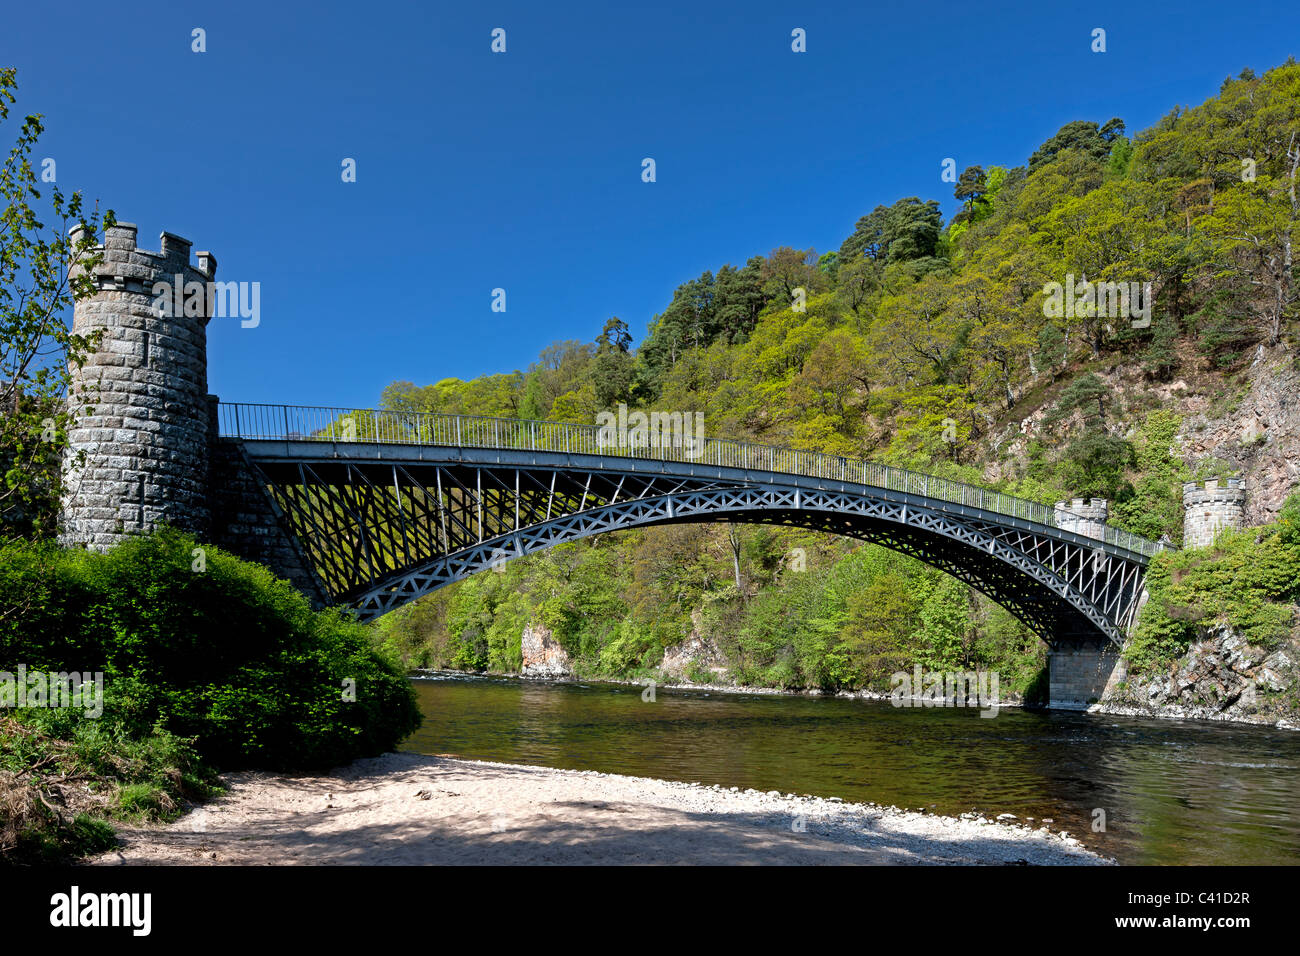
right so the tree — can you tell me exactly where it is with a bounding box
[1059,430,1134,501]
[835,254,879,316]
[914,573,972,671]
[591,317,635,407]
[726,524,743,592]
[791,329,873,420]
[1028,118,1125,171]
[1036,323,1067,379]
[761,246,822,304]
[840,571,917,683]
[380,372,524,418]
[1,68,109,538]
[870,274,961,385]
[595,315,631,352]
[1111,410,1189,539]
[952,165,989,223]
[1201,159,1299,347]
[1044,372,1134,500]
[1050,372,1110,424]
[838,197,943,264]
[637,260,770,395]
[712,258,768,342]
[523,340,593,416]
[638,270,717,384]
[1106,137,1135,178]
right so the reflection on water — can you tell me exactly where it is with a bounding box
[400,673,1300,865]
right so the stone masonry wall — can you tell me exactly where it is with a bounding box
[207,435,330,607]
[59,223,217,549]
[1048,640,1125,710]
[1053,497,1108,540]
[1182,478,1247,549]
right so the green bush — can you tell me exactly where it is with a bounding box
[1129,494,1300,673]
[10,813,117,866]
[0,528,421,770]
[684,660,717,684]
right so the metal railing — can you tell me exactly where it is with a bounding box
[217,402,1164,557]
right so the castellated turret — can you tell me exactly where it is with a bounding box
[1182,478,1247,548]
[1054,497,1108,540]
[59,222,217,549]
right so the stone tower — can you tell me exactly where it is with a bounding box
[1182,478,1246,548]
[1053,498,1108,540]
[59,222,217,549]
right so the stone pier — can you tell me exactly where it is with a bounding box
[1048,497,1122,709]
[1048,639,1125,710]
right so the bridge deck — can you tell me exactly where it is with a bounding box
[218,403,1165,559]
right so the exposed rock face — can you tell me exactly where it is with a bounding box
[1096,624,1299,729]
[983,346,1300,526]
[1178,348,1300,525]
[660,632,727,682]
[520,623,571,678]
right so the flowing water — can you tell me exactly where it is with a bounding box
[401,672,1300,864]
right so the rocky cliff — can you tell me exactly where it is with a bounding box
[520,623,572,678]
[1097,624,1299,729]
[660,634,728,682]
[1178,347,1300,525]
[985,345,1300,523]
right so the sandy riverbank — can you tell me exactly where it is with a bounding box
[89,753,1108,865]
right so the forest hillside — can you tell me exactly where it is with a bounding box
[377,62,1300,701]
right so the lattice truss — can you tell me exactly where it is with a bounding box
[249,458,1148,644]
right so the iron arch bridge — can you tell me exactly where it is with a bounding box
[218,404,1166,645]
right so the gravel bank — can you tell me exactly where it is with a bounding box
[90,753,1109,866]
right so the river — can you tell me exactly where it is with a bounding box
[401,672,1300,865]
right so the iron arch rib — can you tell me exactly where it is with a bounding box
[242,450,1150,646]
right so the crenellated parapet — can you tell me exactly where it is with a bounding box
[59,222,218,549]
[1182,478,1247,549]
[1054,497,1108,541]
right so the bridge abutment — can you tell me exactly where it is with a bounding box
[56,222,326,603]
[207,431,330,606]
[1048,639,1125,710]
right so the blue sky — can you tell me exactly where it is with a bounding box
[5,1,1298,407]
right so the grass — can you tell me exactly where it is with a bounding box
[0,712,221,865]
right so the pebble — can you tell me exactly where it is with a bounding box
[419,755,1111,865]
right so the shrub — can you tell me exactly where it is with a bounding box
[1129,494,1300,673]
[684,660,717,685]
[0,528,422,770]
[113,783,170,820]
